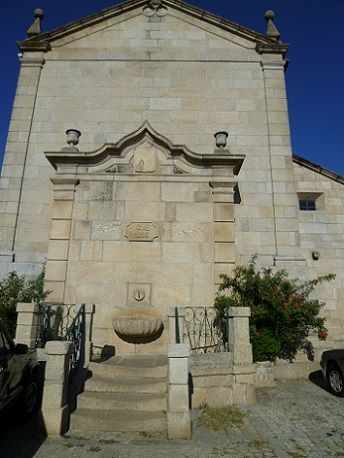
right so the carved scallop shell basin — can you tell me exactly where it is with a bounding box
[112,317,164,344]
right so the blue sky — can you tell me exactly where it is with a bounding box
[0,0,343,174]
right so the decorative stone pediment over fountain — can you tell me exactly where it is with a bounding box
[45,121,244,176]
[44,121,245,356]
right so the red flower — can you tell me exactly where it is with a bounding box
[294,303,301,309]
[319,330,328,340]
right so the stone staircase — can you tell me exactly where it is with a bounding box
[70,355,168,436]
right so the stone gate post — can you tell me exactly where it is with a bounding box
[227,306,256,404]
[15,302,39,348]
[42,341,72,436]
[167,343,192,439]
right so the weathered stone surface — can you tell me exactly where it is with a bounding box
[0,0,343,379]
[50,220,71,240]
[167,411,192,440]
[169,358,189,384]
[45,260,67,282]
[168,344,191,358]
[214,222,235,242]
[47,240,69,260]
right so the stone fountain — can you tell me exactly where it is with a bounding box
[113,313,163,343]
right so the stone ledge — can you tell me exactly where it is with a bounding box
[16,302,38,313]
[227,306,251,317]
[45,341,72,356]
[168,343,190,358]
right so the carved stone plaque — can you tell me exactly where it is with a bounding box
[125,222,158,242]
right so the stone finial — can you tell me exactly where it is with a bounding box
[264,10,280,41]
[214,131,229,150]
[27,8,44,37]
[61,129,81,152]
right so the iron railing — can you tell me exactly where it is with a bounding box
[177,306,229,353]
[36,303,85,369]
[36,303,79,348]
[64,304,85,370]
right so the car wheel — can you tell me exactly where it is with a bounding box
[22,376,39,416]
[327,364,344,397]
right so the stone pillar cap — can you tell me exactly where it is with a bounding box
[168,343,190,358]
[45,341,72,355]
[227,306,251,317]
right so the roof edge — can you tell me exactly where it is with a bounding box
[293,154,344,185]
[17,0,288,53]
[162,0,283,46]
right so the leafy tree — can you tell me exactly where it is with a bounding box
[215,257,334,362]
[0,271,48,337]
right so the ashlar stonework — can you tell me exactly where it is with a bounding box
[1,0,344,356]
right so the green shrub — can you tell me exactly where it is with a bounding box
[0,271,48,337]
[215,257,334,362]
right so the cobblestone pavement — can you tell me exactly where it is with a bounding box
[2,372,344,458]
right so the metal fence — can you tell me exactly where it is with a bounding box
[64,304,85,370]
[175,306,229,353]
[36,303,85,369]
[36,303,79,348]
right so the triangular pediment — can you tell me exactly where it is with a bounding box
[18,0,287,56]
[45,121,245,176]
[54,14,255,59]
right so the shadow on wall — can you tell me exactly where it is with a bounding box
[234,184,241,204]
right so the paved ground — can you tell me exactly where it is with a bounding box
[1,371,344,458]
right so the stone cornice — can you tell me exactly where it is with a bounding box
[163,0,281,46]
[19,55,46,68]
[17,40,51,52]
[261,60,288,71]
[17,0,287,54]
[50,178,80,187]
[256,43,289,58]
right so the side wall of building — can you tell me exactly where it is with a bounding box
[293,162,344,336]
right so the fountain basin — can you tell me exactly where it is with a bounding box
[112,317,163,339]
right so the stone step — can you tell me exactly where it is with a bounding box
[71,409,166,433]
[89,355,168,379]
[85,375,167,394]
[77,391,167,411]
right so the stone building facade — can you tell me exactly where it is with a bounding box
[1,0,343,353]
